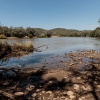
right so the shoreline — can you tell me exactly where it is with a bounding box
[0,50,100,99]
[1,36,99,40]
[0,63,100,100]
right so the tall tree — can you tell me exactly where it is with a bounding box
[98,18,100,27]
[0,22,3,34]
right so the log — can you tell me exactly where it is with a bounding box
[0,90,14,100]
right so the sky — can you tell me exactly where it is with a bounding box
[0,0,100,30]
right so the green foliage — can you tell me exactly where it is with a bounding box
[50,28,91,37]
[46,31,53,37]
[28,34,33,38]
[89,27,100,38]
[0,25,100,38]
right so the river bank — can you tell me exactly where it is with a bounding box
[0,42,34,59]
[0,64,100,100]
[0,50,100,100]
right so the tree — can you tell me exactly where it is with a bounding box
[46,31,53,37]
[0,22,3,34]
[98,18,100,27]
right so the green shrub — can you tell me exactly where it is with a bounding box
[28,34,33,38]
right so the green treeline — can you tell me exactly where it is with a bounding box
[0,26,100,38]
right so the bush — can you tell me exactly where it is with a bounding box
[12,42,33,52]
[0,34,7,39]
[28,34,33,38]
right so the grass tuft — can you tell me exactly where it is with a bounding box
[0,34,7,39]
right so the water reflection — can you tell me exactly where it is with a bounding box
[0,37,100,68]
[0,58,9,66]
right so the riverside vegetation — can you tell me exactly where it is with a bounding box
[0,42,34,58]
[0,25,100,38]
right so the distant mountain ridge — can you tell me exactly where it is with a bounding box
[34,28,91,36]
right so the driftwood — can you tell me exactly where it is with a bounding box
[0,67,27,78]
[0,65,46,77]
[0,65,47,99]
[34,45,48,52]
[0,90,14,100]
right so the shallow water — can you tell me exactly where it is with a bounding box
[0,37,100,68]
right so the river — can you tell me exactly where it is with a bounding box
[0,37,100,68]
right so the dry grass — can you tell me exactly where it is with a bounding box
[12,42,33,52]
[0,41,34,58]
[0,42,11,51]
[0,34,7,39]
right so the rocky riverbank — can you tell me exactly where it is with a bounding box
[0,50,100,100]
[0,64,100,99]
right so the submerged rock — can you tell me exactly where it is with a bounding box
[15,92,24,96]
[32,93,37,97]
[26,84,35,91]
